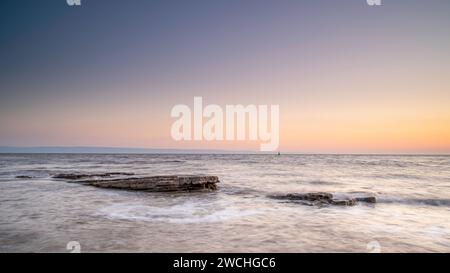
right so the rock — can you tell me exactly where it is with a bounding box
[270,192,332,201]
[355,196,377,203]
[53,172,134,180]
[269,192,337,206]
[16,175,33,179]
[85,175,219,192]
[290,192,333,201]
[332,199,357,206]
[269,192,376,207]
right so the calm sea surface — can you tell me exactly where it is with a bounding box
[0,154,449,252]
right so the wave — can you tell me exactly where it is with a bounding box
[307,180,340,185]
[97,201,259,224]
[369,173,424,180]
[378,197,450,207]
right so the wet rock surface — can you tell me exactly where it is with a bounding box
[269,192,377,206]
[55,174,220,192]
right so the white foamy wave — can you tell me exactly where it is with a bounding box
[97,201,260,224]
[378,197,450,207]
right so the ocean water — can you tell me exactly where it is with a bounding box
[0,154,449,253]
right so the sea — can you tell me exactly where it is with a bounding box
[0,154,449,252]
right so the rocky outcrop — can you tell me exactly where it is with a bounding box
[268,192,376,206]
[84,175,219,192]
[52,172,134,180]
[53,172,220,192]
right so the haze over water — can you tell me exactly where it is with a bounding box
[1,154,449,252]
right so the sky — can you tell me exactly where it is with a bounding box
[1,0,450,153]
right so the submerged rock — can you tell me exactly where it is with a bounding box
[16,175,33,179]
[53,172,134,180]
[268,192,376,207]
[85,175,219,192]
[331,199,357,206]
[355,196,377,204]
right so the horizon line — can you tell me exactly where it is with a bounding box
[0,146,449,156]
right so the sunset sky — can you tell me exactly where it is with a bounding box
[1,0,450,153]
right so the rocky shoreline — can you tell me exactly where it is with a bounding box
[51,172,376,205]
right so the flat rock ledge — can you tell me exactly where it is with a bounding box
[83,175,219,192]
[269,192,376,207]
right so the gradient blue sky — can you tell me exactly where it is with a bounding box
[1,0,450,153]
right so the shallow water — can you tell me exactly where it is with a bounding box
[0,154,449,252]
